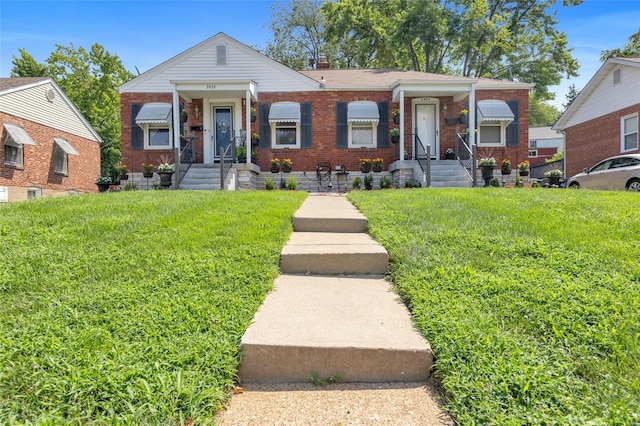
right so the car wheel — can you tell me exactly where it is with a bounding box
[568,181,580,189]
[626,178,640,192]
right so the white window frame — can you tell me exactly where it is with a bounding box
[477,122,507,147]
[348,121,378,148]
[529,140,537,148]
[4,138,23,167]
[271,121,301,149]
[621,113,638,152]
[143,124,172,150]
[53,143,68,175]
[528,150,538,158]
[27,186,42,200]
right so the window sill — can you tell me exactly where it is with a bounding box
[144,145,173,150]
[54,171,69,177]
[4,162,24,170]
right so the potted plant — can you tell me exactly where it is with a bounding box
[501,158,511,175]
[142,163,154,178]
[390,128,400,144]
[282,158,293,173]
[156,162,174,187]
[251,132,259,145]
[478,157,496,187]
[180,109,188,123]
[115,164,129,180]
[518,161,530,176]
[392,109,400,124]
[544,168,563,186]
[236,146,247,163]
[250,107,256,123]
[459,109,468,125]
[96,176,112,192]
[372,157,384,172]
[360,158,372,173]
[270,158,280,173]
[445,147,455,160]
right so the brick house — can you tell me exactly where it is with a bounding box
[553,57,640,177]
[1,77,102,201]
[119,33,532,189]
[528,127,564,166]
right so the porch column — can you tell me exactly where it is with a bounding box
[172,86,180,152]
[399,90,405,161]
[245,90,251,164]
[468,84,476,147]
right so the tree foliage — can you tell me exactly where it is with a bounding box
[562,83,580,111]
[11,44,134,174]
[267,0,582,99]
[600,27,640,61]
[529,95,561,126]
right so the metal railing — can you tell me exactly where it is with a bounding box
[413,133,431,187]
[455,133,475,183]
[219,144,234,190]
[177,137,195,186]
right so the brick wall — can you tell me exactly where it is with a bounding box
[121,87,530,173]
[1,113,101,198]
[564,104,640,177]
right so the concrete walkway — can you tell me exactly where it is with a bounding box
[218,194,451,424]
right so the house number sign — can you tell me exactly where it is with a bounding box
[206,84,217,89]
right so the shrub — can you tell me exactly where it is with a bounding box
[265,177,275,190]
[490,177,500,187]
[380,176,392,189]
[352,176,362,190]
[364,174,373,190]
[286,176,297,190]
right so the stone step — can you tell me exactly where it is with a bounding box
[293,195,367,233]
[280,232,388,275]
[239,274,432,383]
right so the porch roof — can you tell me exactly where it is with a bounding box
[170,80,257,103]
[477,100,514,123]
[3,123,36,146]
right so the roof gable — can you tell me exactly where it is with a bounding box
[119,33,318,94]
[0,77,102,143]
[554,57,640,130]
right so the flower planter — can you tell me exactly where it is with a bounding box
[271,165,280,173]
[282,165,291,173]
[548,176,562,186]
[391,135,400,144]
[501,168,511,175]
[143,171,153,178]
[96,183,111,192]
[393,116,400,125]
[158,171,174,188]
[251,115,256,123]
[445,152,455,160]
[360,165,371,174]
[445,117,460,125]
[519,170,529,177]
[481,165,495,187]
[459,115,468,125]
[119,173,129,181]
[372,165,383,172]
[251,137,259,146]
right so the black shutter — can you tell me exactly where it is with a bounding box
[377,101,389,148]
[301,102,312,149]
[336,102,348,148]
[506,100,519,147]
[259,102,271,149]
[131,103,143,150]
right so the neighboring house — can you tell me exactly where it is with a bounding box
[553,57,640,177]
[1,77,102,201]
[528,126,564,166]
[119,33,532,189]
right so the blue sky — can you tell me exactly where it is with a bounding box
[1,0,639,108]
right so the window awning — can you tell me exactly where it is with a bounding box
[268,102,301,123]
[3,123,36,145]
[347,101,380,122]
[54,137,80,155]
[477,100,514,124]
[135,103,173,126]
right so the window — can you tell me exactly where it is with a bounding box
[27,187,42,200]
[529,150,538,158]
[621,113,638,152]
[613,69,621,85]
[478,123,506,146]
[269,102,301,148]
[347,101,379,148]
[52,137,79,174]
[135,103,173,149]
[3,123,36,167]
[529,140,537,148]
[147,126,171,148]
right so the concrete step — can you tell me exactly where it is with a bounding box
[280,232,388,275]
[293,195,367,233]
[239,274,432,383]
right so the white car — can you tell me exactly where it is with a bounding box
[566,154,640,191]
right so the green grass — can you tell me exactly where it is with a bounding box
[0,190,306,425]
[348,188,640,425]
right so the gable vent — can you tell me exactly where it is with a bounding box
[216,44,228,66]
[613,68,621,85]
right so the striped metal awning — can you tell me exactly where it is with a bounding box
[347,101,380,122]
[54,137,80,155]
[477,100,514,124]
[135,103,173,126]
[268,102,301,123]
[3,123,36,145]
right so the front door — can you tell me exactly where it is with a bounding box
[415,104,438,159]
[213,106,233,159]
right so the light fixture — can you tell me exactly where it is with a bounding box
[319,76,326,89]
[442,103,447,114]
[194,104,200,118]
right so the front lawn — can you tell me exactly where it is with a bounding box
[349,189,639,425]
[0,190,306,424]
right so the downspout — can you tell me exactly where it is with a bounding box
[172,85,180,156]
[245,90,251,164]
[468,83,476,147]
[399,90,405,161]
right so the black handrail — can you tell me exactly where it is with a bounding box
[177,137,195,186]
[455,133,474,182]
[413,133,431,187]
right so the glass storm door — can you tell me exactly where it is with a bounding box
[214,107,233,159]
[415,104,438,159]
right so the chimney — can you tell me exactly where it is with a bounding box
[317,54,329,69]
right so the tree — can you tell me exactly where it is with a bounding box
[562,83,580,111]
[11,44,134,174]
[318,0,581,99]
[600,27,640,61]
[529,95,561,126]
